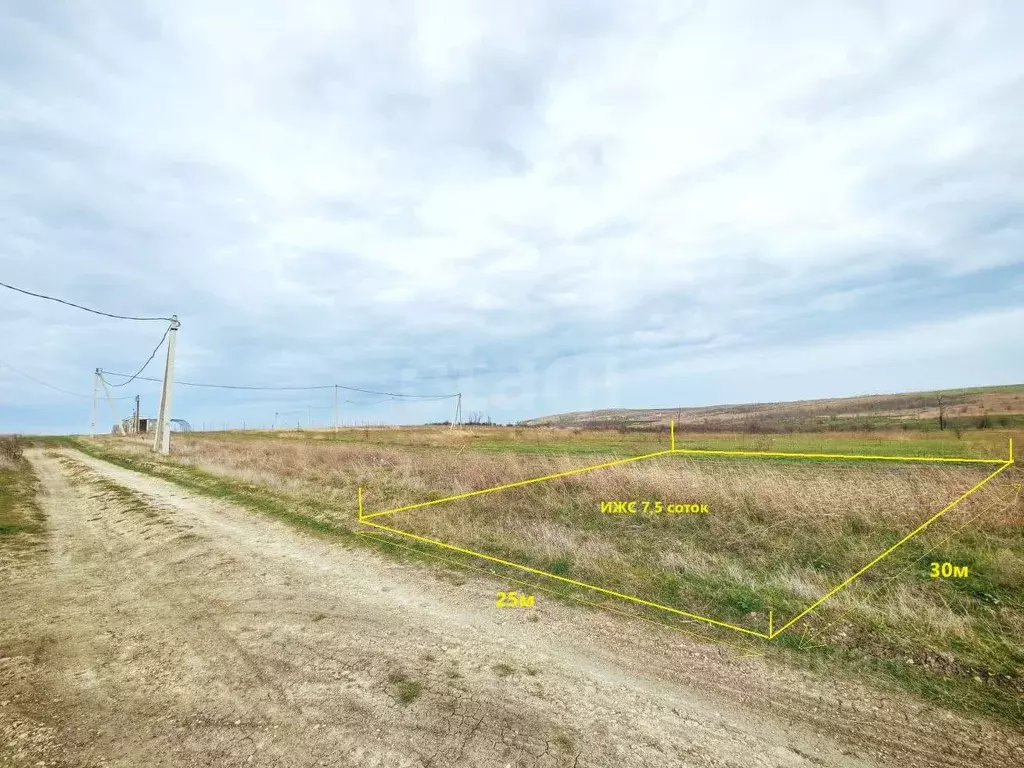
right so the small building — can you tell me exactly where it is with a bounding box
[113,417,192,434]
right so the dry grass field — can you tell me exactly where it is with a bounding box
[67,425,1024,727]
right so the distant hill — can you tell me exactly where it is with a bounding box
[521,384,1024,433]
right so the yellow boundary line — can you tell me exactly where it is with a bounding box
[357,433,1015,640]
[359,517,773,638]
[671,448,1006,464]
[772,461,1012,636]
[359,449,674,520]
[354,530,763,657]
[795,484,1021,647]
[362,436,1013,522]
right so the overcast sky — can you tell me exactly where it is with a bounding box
[2,0,1022,433]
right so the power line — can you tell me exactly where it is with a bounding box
[100,372,333,391]
[0,358,91,398]
[344,397,395,407]
[106,326,169,387]
[0,280,174,322]
[0,358,132,399]
[335,383,455,400]
[99,370,458,399]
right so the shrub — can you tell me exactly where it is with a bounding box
[0,435,24,462]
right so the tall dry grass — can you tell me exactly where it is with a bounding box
[91,434,1016,623]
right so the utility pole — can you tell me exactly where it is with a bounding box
[91,368,99,437]
[152,315,180,455]
[134,394,140,434]
[333,385,339,433]
[307,404,312,429]
[450,393,462,431]
[98,374,126,435]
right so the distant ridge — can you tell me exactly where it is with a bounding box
[521,384,1024,432]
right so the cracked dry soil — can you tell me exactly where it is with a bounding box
[1,449,1022,767]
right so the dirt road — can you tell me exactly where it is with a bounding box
[2,450,1021,767]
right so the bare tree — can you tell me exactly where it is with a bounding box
[466,411,488,425]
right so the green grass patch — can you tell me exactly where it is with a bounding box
[395,680,423,704]
[386,670,423,704]
[0,455,42,539]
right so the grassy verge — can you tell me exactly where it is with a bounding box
[63,431,1024,727]
[0,438,42,539]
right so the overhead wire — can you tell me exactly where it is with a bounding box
[0,358,132,399]
[335,383,455,400]
[2,279,460,408]
[99,373,333,390]
[344,396,395,407]
[106,326,170,387]
[99,370,458,400]
[0,280,174,322]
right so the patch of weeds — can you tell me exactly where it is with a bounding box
[720,583,766,614]
[395,680,423,704]
[550,557,572,576]
[0,435,24,462]
[493,663,515,678]
[552,733,576,753]
[0,522,38,535]
[654,573,682,605]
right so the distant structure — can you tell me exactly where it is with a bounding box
[113,416,192,434]
[112,395,191,434]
